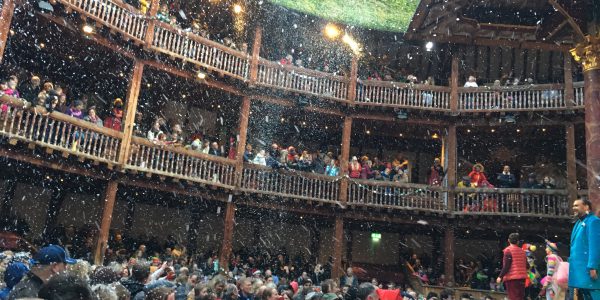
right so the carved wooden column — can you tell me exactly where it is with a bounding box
[234,96,251,188]
[338,117,352,205]
[443,225,455,285]
[332,216,344,279]
[0,0,15,63]
[347,56,358,103]
[450,54,459,113]
[248,27,262,85]
[94,180,119,265]
[143,0,161,46]
[566,123,578,202]
[117,60,144,166]
[219,201,236,271]
[564,55,575,107]
[571,35,600,214]
[446,124,457,212]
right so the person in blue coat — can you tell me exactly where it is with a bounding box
[569,199,600,300]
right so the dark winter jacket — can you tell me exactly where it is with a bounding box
[497,173,516,188]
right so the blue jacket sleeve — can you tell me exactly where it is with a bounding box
[587,216,600,270]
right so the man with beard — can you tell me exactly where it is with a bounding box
[568,199,600,300]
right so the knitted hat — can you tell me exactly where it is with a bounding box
[546,240,558,253]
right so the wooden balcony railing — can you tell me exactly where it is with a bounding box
[574,81,584,107]
[453,187,571,217]
[126,136,237,189]
[356,80,451,110]
[61,0,147,42]
[240,163,341,203]
[256,58,349,102]
[150,22,249,80]
[347,179,446,211]
[53,0,587,113]
[0,97,122,164]
[458,84,569,111]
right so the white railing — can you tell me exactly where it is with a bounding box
[356,81,451,110]
[347,180,445,211]
[458,84,566,111]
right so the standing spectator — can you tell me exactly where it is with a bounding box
[37,273,94,300]
[539,176,556,189]
[121,263,150,298]
[83,106,103,127]
[4,76,19,98]
[209,142,222,156]
[427,158,444,186]
[238,278,254,300]
[8,245,76,300]
[497,165,516,188]
[568,199,600,300]
[20,75,41,105]
[469,163,492,188]
[244,144,255,162]
[0,262,29,300]
[349,156,361,178]
[464,76,478,88]
[147,118,164,143]
[339,268,358,289]
[253,150,267,166]
[66,100,85,119]
[325,159,339,177]
[521,173,541,189]
[496,233,527,300]
[104,98,124,131]
[360,156,374,179]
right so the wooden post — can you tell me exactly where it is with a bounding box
[443,226,455,285]
[450,54,459,113]
[347,55,359,103]
[564,55,575,107]
[43,185,65,240]
[143,0,161,47]
[332,216,344,279]
[446,124,457,212]
[0,0,15,63]
[117,60,144,165]
[219,201,235,271]
[248,27,262,85]
[339,117,352,204]
[234,96,251,188]
[94,180,119,266]
[566,123,577,202]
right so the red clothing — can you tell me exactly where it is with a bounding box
[376,289,402,300]
[502,244,527,281]
[504,279,525,300]
[360,163,373,179]
[104,116,122,131]
[349,162,361,178]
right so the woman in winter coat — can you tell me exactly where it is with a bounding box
[360,156,374,179]
[348,156,361,178]
[468,163,492,187]
[325,159,339,177]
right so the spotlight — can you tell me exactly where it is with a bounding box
[324,23,341,39]
[396,110,408,120]
[233,4,242,14]
[516,129,521,133]
[491,129,495,133]
[39,43,45,48]
[467,129,471,133]
[197,72,207,79]
[542,128,546,132]
[366,130,371,135]
[425,41,433,51]
[83,24,94,34]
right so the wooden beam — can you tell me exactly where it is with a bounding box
[332,216,344,279]
[347,55,358,103]
[339,117,352,205]
[248,27,262,85]
[143,0,161,47]
[0,0,15,63]
[405,0,433,39]
[446,124,457,212]
[566,123,577,203]
[235,97,251,187]
[219,201,235,270]
[118,60,144,165]
[564,55,575,107]
[450,54,459,113]
[547,0,586,41]
[444,226,455,284]
[94,180,119,265]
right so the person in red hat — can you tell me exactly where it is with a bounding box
[104,98,124,131]
[496,233,528,300]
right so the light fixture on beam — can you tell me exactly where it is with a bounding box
[83,24,94,34]
[425,41,434,51]
[324,23,341,39]
[233,4,243,14]
[197,71,207,80]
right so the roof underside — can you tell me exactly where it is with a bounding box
[267,0,419,32]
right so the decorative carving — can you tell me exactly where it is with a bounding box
[571,34,600,72]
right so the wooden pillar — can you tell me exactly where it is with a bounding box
[248,27,262,85]
[566,123,578,202]
[309,223,321,264]
[219,201,235,271]
[432,231,443,277]
[143,0,161,46]
[43,185,65,240]
[117,60,144,165]
[0,179,16,216]
[347,55,358,103]
[234,96,251,188]
[339,117,352,204]
[450,54,459,113]
[571,36,600,215]
[345,229,353,264]
[446,124,457,211]
[332,217,344,279]
[564,55,575,107]
[443,226,455,285]
[94,181,119,266]
[0,0,15,63]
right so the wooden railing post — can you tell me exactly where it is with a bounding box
[564,55,575,107]
[347,55,358,104]
[339,117,353,205]
[117,60,144,166]
[248,27,262,85]
[94,180,118,266]
[450,54,459,113]
[566,123,578,202]
[332,216,344,279]
[143,0,161,46]
[446,124,457,212]
[0,0,15,63]
[219,201,235,271]
[234,96,251,188]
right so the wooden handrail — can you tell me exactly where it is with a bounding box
[457,83,565,93]
[130,136,236,166]
[454,187,569,195]
[348,178,445,191]
[257,58,349,83]
[243,162,341,181]
[357,79,452,92]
